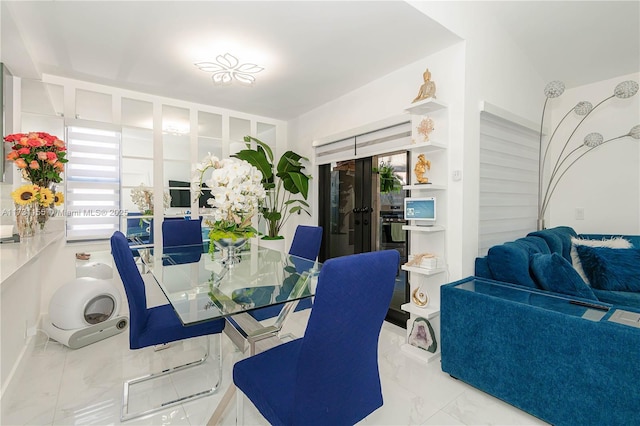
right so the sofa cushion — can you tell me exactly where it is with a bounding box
[570,237,633,284]
[515,236,551,255]
[576,246,640,292]
[580,233,639,248]
[530,253,598,300]
[528,226,577,261]
[487,241,538,288]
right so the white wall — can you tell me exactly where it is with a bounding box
[547,72,640,234]
[289,43,467,278]
[292,2,547,276]
[410,1,547,275]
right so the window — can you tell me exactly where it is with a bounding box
[478,110,539,256]
[65,124,121,241]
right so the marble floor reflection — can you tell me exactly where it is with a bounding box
[1,310,547,425]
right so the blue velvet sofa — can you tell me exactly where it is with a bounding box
[441,276,640,426]
[439,226,640,425]
[475,226,640,309]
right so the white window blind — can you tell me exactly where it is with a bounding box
[315,121,411,165]
[65,124,122,241]
[478,111,539,256]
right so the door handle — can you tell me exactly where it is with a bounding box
[353,207,373,213]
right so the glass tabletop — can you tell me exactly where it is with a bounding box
[142,242,322,326]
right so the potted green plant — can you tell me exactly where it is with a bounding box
[232,136,311,240]
[374,161,402,194]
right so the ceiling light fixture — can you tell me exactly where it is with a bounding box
[195,53,264,85]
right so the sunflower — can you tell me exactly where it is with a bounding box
[11,185,38,205]
[54,192,64,206]
[38,188,54,206]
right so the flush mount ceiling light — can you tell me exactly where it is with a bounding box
[195,53,264,85]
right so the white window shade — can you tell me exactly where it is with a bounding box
[315,121,411,165]
[478,111,539,256]
[354,123,412,158]
[315,136,355,164]
[65,125,121,241]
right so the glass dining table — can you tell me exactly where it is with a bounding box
[140,240,322,424]
[142,241,321,328]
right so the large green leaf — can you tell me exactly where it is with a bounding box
[244,136,274,163]
[232,149,273,181]
[284,199,309,207]
[263,211,282,222]
[277,151,308,175]
[287,172,309,199]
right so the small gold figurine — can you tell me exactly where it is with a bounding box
[414,154,431,184]
[411,287,429,307]
[412,68,437,103]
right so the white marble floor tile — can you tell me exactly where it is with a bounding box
[423,409,466,425]
[1,316,548,426]
[1,336,67,425]
[359,375,427,425]
[442,385,549,425]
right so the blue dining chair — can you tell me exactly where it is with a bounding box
[110,231,225,421]
[233,249,400,425]
[248,225,323,322]
[162,218,204,264]
[288,225,323,261]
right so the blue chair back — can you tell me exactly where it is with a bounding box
[162,219,203,264]
[111,231,149,347]
[289,225,323,261]
[163,218,203,247]
[248,226,323,321]
[293,249,399,424]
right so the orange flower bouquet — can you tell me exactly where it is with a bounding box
[4,132,68,186]
[4,132,67,232]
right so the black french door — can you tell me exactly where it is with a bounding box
[318,155,409,327]
[318,158,372,262]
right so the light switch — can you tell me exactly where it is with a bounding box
[575,208,585,220]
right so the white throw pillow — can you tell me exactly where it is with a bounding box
[570,237,633,284]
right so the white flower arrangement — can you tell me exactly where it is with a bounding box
[130,183,171,215]
[192,154,265,240]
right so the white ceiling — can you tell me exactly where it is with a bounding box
[2,1,639,121]
[483,1,640,88]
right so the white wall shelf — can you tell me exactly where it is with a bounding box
[402,225,445,233]
[400,302,440,319]
[401,95,449,365]
[401,265,446,276]
[405,98,447,115]
[402,184,447,191]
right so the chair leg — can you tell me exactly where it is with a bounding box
[236,387,245,425]
[120,334,223,421]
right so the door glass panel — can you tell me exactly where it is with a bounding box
[122,98,153,129]
[76,89,112,122]
[329,160,356,258]
[230,117,250,155]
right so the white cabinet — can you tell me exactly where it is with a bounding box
[400,98,448,364]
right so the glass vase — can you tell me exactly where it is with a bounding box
[15,203,38,239]
[34,181,55,233]
[212,238,248,268]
